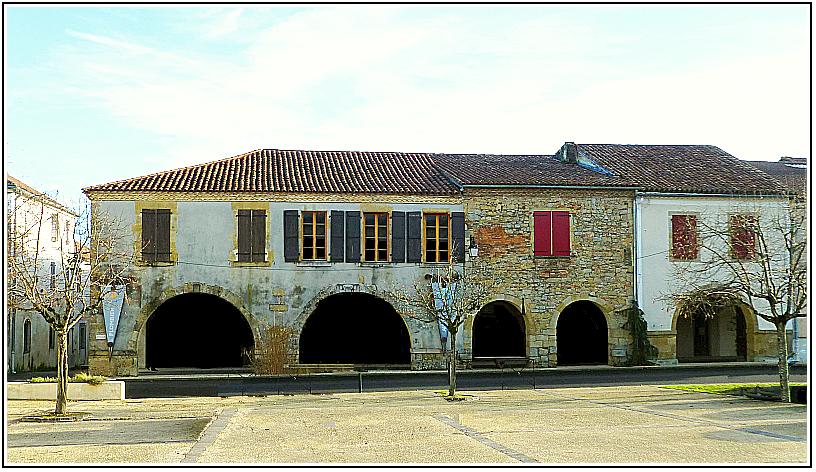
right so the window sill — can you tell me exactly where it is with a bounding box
[359,261,392,267]
[533,254,574,259]
[232,260,271,267]
[297,260,332,267]
[135,261,176,267]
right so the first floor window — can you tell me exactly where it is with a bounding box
[237,209,267,262]
[424,213,449,262]
[533,211,571,257]
[671,214,698,260]
[23,319,31,354]
[730,214,757,260]
[141,209,171,263]
[364,213,389,261]
[302,211,327,260]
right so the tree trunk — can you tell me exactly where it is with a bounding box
[55,330,69,415]
[448,329,457,397]
[775,321,791,403]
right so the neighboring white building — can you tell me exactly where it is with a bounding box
[6,175,88,373]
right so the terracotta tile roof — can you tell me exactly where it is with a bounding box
[577,144,789,195]
[7,175,78,216]
[432,153,635,188]
[83,149,460,195]
[744,158,807,193]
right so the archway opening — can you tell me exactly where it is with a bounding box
[472,301,526,359]
[557,301,608,365]
[676,304,748,363]
[299,293,410,365]
[145,293,254,369]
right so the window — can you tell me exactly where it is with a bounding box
[730,214,757,260]
[364,213,389,261]
[50,262,57,289]
[64,221,71,243]
[237,209,267,262]
[424,213,449,263]
[302,211,327,260]
[79,323,86,350]
[51,213,59,242]
[141,209,171,263]
[533,211,571,257]
[671,214,698,260]
[49,326,55,350]
[23,319,31,354]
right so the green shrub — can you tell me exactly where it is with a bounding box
[28,374,107,385]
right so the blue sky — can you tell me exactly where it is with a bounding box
[4,5,810,206]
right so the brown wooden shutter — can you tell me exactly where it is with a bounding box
[156,209,171,262]
[283,210,300,262]
[252,210,267,262]
[237,210,251,262]
[141,209,156,262]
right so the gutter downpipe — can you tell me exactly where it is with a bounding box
[634,191,643,314]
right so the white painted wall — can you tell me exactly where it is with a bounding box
[635,194,790,332]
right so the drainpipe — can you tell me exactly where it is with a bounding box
[633,192,644,311]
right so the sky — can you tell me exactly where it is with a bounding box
[4,5,811,206]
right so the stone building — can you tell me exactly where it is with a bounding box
[82,143,797,375]
[7,176,88,372]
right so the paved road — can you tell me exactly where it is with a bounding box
[120,363,807,399]
[6,385,808,464]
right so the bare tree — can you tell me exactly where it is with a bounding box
[388,249,495,397]
[7,194,131,415]
[667,194,806,402]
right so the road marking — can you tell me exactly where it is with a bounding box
[434,414,538,463]
[181,408,237,463]
[534,389,805,443]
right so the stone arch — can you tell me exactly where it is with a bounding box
[549,295,615,336]
[671,299,759,361]
[290,284,417,360]
[133,282,259,369]
[552,296,613,366]
[463,293,536,358]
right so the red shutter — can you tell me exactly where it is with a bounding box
[730,215,756,260]
[552,211,571,256]
[533,212,551,256]
[671,214,698,260]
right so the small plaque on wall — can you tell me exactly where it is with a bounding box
[95,334,107,340]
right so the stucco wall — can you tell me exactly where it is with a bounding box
[88,196,464,376]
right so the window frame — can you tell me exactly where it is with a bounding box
[362,212,390,262]
[423,212,451,263]
[301,210,329,261]
[668,212,700,261]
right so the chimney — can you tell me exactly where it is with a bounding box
[559,142,578,164]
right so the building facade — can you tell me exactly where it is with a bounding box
[7,176,88,373]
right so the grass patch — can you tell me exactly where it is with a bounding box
[663,383,806,396]
[29,373,107,386]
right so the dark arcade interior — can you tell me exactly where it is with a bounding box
[299,293,411,365]
[145,293,255,369]
[472,301,526,358]
[557,300,609,365]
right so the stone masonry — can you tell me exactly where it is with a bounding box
[461,188,635,367]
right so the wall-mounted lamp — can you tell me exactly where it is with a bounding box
[468,236,479,258]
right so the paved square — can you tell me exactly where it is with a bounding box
[5,386,808,464]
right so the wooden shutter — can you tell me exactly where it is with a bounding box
[391,211,406,263]
[141,209,156,261]
[533,211,551,256]
[552,211,571,256]
[345,211,361,262]
[237,210,251,262]
[671,215,698,260]
[451,212,465,263]
[252,210,266,262]
[331,210,345,262]
[283,210,300,262]
[407,212,422,263]
[155,209,171,262]
[730,215,756,260]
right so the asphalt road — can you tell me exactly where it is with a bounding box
[121,363,807,399]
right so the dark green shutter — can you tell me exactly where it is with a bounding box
[407,212,422,263]
[141,209,156,262]
[451,212,465,263]
[330,211,345,262]
[345,211,361,262]
[283,210,300,262]
[391,211,405,263]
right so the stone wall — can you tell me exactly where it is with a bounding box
[462,188,635,367]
